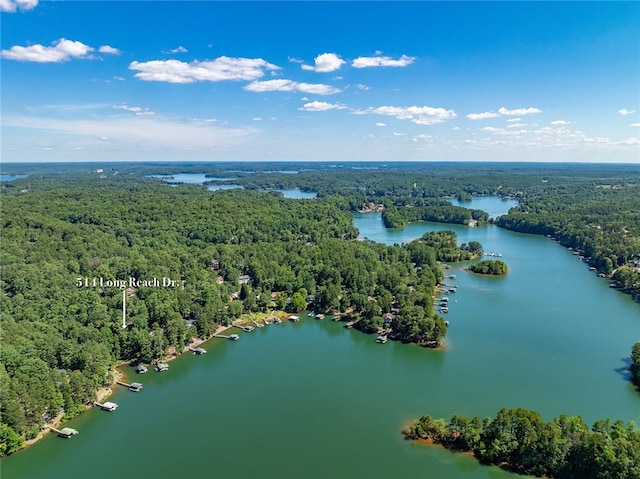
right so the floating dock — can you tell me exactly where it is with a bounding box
[376,335,388,344]
[48,426,79,438]
[188,347,207,354]
[95,401,118,411]
[213,334,240,340]
[116,380,143,392]
[155,363,169,372]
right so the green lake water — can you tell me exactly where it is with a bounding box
[3,198,639,479]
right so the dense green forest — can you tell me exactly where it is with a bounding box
[495,181,640,298]
[151,161,640,300]
[0,174,461,454]
[467,259,509,276]
[382,200,489,229]
[404,407,640,479]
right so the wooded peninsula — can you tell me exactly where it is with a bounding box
[403,407,640,479]
[1,161,638,459]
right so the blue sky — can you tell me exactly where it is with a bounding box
[2,1,639,163]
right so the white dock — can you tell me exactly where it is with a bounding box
[95,401,118,411]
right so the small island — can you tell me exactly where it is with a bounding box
[467,259,508,276]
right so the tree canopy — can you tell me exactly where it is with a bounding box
[404,407,640,479]
[0,174,462,453]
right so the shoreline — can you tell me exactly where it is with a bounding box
[17,308,404,452]
[20,323,238,451]
[23,366,127,449]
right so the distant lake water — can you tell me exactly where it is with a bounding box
[447,196,518,218]
[0,175,25,181]
[149,173,317,197]
[4,197,638,479]
[274,188,317,199]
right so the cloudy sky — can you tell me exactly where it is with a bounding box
[2,1,639,163]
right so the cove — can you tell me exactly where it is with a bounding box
[3,198,639,479]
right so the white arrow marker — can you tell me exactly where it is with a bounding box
[122,290,127,329]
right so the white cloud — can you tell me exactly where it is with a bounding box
[630,123,640,127]
[301,53,345,73]
[170,46,188,54]
[375,122,386,127]
[113,104,155,116]
[466,112,501,120]
[244,79,340,95]
[481,126,527,136]
[361,105,456,125]
[0,0,37,12]
[356,84,370,91]
[253,117,263,121]
[99,45,121,55]
[352,54,415,68]
[618,108,636,116]
[1,38,93,62]
[498,107,542,116]
[506,118,522,123]
[129,56,280,83]
[508,123,526,128]
[299,101,347,111]
[113,76,125,81]
[550,120,571,125]
[467,107,542,120]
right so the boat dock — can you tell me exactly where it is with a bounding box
[213,334,240,340]
[48,426,79,438]
[116,381,143,392]
[188,347,207,354]
[94,401,118,411]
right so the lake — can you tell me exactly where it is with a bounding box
[149,173,317,198]
[3,197,638,479]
